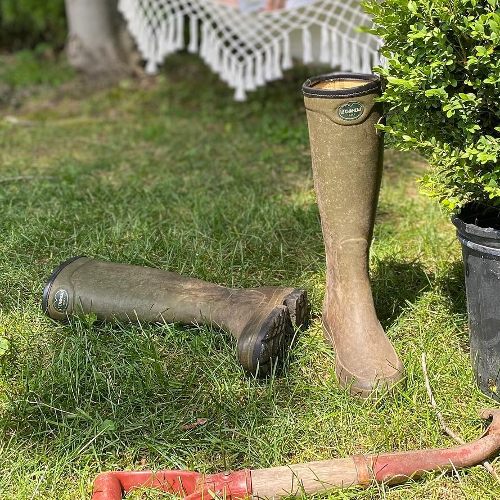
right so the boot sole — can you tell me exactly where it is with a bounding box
[282,289,309,331]
[237,305,294,377]
[335,360,405,399]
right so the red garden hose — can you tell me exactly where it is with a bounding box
[92,409,500,499]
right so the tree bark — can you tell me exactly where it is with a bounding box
[65,0,137,76]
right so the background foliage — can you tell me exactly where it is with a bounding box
[0,0,66,51]
[365,0,500,212]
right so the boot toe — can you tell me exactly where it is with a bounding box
[335,354,405,398]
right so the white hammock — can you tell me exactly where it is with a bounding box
[118,0,380,100]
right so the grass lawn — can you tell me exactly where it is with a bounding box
[0,51,498,499]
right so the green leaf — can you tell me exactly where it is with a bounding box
[98,419,116,433]
[0,337,9,357]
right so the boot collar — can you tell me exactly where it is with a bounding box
[302,72,381,99]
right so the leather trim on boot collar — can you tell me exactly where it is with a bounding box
[302,72,381,99]
[42,256,86,314]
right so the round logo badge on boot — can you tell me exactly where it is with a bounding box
[53,289,69,313]
[338,101,365,121]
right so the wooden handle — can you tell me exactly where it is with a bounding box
[251,458,359,499]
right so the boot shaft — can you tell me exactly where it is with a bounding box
[303,73,384,248]
[43,257,264,333]
[42,257,306,339]
[43,257,307,377]
[302,73,404,396]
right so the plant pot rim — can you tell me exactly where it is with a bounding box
[452,202,500,242]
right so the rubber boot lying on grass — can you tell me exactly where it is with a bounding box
[43,257,309,377]
[302,72,404,397]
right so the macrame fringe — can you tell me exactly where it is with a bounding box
[245,57,256,91]
[273,39,283,80]
[362,44,372,73]
[282,33,292,70]
[302,27,312,64]
[341,34,351,71]
[188,14,198,53]
[255,51,264,86]
[320,24,330,64]
[118,0,380,100]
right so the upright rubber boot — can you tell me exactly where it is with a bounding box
[42,257,309,377]
[302,72,404,397]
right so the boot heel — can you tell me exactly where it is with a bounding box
[282,288,310,330]
[237,305,294,377]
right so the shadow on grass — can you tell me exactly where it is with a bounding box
[437,260,466,315]
[372,256,468,341]
[372,259,431,329]
[436,260,469,352]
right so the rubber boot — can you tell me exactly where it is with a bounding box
[42,257,309,377]
[302,72,404,397]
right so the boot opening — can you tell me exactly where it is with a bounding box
[302,72,380,98]
[313,79,365,90]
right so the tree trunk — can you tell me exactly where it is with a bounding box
[65,0,137,76]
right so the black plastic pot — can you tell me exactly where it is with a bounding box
[453,203,500,401]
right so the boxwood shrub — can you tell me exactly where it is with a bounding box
[365,0,500,212]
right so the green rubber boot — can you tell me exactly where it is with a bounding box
[42,257,309,377]
[303,73,404,397]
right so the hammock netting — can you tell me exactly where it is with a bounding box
[118,0,380,100]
